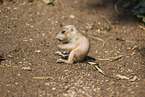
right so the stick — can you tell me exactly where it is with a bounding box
[22,48,27,57]
[89,35,105,47]
[138,24,145,30]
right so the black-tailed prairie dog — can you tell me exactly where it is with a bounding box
[56,25,90,64]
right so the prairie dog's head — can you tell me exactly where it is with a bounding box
[56,25,78,42]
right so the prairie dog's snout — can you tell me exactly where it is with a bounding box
[56,25,90,64]
[56,30,66,41]
[56,25,78,42]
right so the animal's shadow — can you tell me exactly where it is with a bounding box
[0,55,6,65]
[59,53,95,63]
[83,56,96,62]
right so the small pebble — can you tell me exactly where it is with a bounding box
[19,62,22,64]
[42,33,45,36]
[52,87,56,90]
[35,50,41,52]
[15,82,19,85]
[22,67,32,71]
[69,15,75,19]
[97,29,100,33]
[98,22,101,25]
[126,56,130,58]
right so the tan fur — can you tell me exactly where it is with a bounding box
[56,25,90,64]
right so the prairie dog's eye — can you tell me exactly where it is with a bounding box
[61,31,65,34]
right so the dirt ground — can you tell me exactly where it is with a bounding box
[0,0,145,97]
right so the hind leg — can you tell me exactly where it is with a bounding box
[56,50,75,64]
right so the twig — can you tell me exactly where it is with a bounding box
[89,35,104,42]
[89,35,105,47]
[102,31,114,40]
[100,15,115,30]
[96,58,109,61]
[22,48,27,57]
[96,55,123,62]
[88,62,105,75]
[33,77,53,80]
[114,0,121,15]
[114,3,119,15]
[138,24,145,30]
[132,45,140,51]
[100,15,112,25]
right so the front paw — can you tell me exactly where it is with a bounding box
[55,51,62,55]
[56,59,64,63]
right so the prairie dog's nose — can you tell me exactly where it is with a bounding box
[56,34,59,39]
[56,35,62,41]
